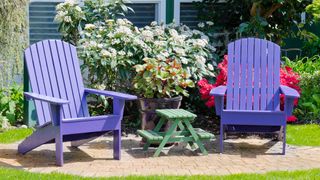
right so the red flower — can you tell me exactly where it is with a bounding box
[198,55,301,122]
[287,116,298,122]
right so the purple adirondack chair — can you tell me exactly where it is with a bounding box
[18,40,137,166]
[210,38,300,154]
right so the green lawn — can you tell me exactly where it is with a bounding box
[0,128,33,144]
[287,124,320,146]
[0,167,319,179]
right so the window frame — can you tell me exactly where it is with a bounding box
[128,0,166,23]
[173,0,201,25]
[29,0,165,23]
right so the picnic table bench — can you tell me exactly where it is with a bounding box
[137,109,214,157]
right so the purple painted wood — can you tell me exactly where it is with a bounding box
[233,40,241,110]
[240,39,247,110]
[267,42,274,110]
[19,40,137,166]
[210,38,300,155]
[260,40,268,110]
[253,39,261,110]
[226,43,234,110]
[246,38,254,110]
[210,86,226,116]
[274,47,281,111]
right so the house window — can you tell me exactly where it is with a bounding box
[127,0,166,26]
[174,0,200,28]
[29,0,165,44]
[29,0,63,45]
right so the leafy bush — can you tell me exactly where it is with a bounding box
[0,85,24,128]
[55,0,131,45]
[306,0,320,21]
[198,55,301,122]
[133,58,194,98]
[284,55,320,123]
[78,19,215,95]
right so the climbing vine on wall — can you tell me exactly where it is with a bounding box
[0,0,28,88]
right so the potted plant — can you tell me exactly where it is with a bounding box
[133,57,195,130]
[130,23,215,130]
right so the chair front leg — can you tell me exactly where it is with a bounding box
[55,129,63,166]
[50,104,64,166]
[113,98,125,160]
[113,129,121,160]
[220,123,224,153]
[282,125,286,155]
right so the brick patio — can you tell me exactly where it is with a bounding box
[0,134,320,177]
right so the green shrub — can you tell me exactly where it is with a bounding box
[284,55,320,123]
[55,0,131,45]
[306,0,320,21]
[0,85,24,128]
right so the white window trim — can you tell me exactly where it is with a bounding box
[30,0,66,2]
[128,0,166,23]
[174,0,200,25]
[30,0,165,23]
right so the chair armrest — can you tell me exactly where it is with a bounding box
[210,86,227,96]
[24,92,69,105]
[280,85,300,98]
[84,88,137,100]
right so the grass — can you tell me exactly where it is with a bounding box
[0,167,319,179]
[287,124,320,146]
[0,128,33,144]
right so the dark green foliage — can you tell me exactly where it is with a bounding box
[298,30,320,57]
[195,0,312,47]
[298,1,320,57]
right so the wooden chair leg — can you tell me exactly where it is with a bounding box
[113,129,121,160]
[55,131,63,166]
[220,123,224,153]
[282,125,286,155]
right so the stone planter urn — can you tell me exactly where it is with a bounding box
[138,96,182,131]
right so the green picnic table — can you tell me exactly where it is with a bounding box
[137,109,214,157]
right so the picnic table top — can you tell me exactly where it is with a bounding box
[155,109,197,119]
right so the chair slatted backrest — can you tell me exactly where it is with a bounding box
[24,40,89,126]
[226,38,281,111]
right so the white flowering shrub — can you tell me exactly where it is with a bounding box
[78,19,216,97]
[55,0,131,44]
[78,19,145,90]
[55,0,85,44]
